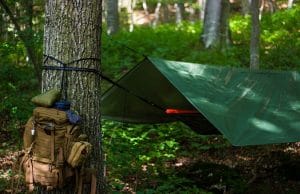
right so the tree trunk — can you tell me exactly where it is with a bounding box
[241,0,250,15]
[152,1,161,27]
[0,0,41,82]
[220,0,232,50]
[107,0,119,35]
[287,0,294,9]
[266,0,276,13]
[162,3,170,23]
[128,0,134,32]
[142,0,149,15]
[202,0,222,48]
[175,2,184,24]
[42,0,104,193]
[250,0,260,70]
[259,0,264,20]
[201,0,231,49]
[0,9,5,41]
[198,0,206,21]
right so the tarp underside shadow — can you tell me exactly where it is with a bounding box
[101,57,300,146]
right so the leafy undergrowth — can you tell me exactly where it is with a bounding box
[1,5,300,194]
[2,125,300,193]
[101,122,300,194]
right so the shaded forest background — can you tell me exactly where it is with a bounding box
[1,0,300,193]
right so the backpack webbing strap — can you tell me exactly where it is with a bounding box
[75,168,97,194]
[78,172,83,194]
[28,159,34,192]
[90,172,96,194]
[51,130,55,163]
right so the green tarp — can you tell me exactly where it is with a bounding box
[101,57,300,146]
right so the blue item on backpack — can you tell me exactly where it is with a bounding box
[66,110,81,124]
[53,101,71,111]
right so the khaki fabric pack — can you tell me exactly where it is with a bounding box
[31,89,61,107]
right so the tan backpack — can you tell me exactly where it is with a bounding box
[22,107,95,193]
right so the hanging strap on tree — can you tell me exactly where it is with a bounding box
[42,54,165,112]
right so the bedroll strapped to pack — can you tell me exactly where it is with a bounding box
[22,107,95,193]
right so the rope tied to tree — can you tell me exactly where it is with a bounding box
[42,54,165,112]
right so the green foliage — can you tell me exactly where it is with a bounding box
[0,43,38,141]
[1,4,300,193]
[260,6,300,70]
[103,120,230,193]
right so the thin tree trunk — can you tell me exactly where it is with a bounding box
[43,0,104,193]
[198,0,206,21]
[102,0,106,22]
[267,0,276,13]
[201,0,231,49]
[250,0,260,69]
[241,0,251,15]
[220,0,232,50]
[162,3,169,23]
[259,0,264,20]
[142,0,149,15]
[288,0,294,9]
[153,1,161,27]
[0,0,41,83]
[0,10,5,40]
[175,2,184,24]
[128,0,134,32]
[107,0,119,35]
[201,0,222,48]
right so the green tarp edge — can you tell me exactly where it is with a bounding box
[148,57,300,146]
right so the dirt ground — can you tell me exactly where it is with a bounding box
[1,132,300,193]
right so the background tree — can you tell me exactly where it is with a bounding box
[142,0,149,15]
[175,1,185,24]
[241,0,250,15]
[250,0,260,69]
[288,0,294,8]
[0,0,42,82]
[153,0,162,27]
[42,0,103,193]
[107,0,119,35]
[201,0,231,49]
[198,0,206,20]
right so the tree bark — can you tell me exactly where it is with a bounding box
[0,9,5,40]
[42,0,104,193]
[250,0,260,70]
[152,1,161,27]
[201,0,231,49]
[142,0,149,15]
[198,0,206,21]
[220,0,232,50]
[162,3,170,23]
[0,0,41,82]
[288,0,294,9]
[241,0,250,15]
[175,2,184,24]
[106,0,119,35]
[128,0,134,32]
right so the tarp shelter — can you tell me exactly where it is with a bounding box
[101,57,300,146]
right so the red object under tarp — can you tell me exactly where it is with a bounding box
[165,109,199,114]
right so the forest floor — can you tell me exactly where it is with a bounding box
[175,139,300,194]
[1,130,300,194]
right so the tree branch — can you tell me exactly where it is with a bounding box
[0,0,41,83]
